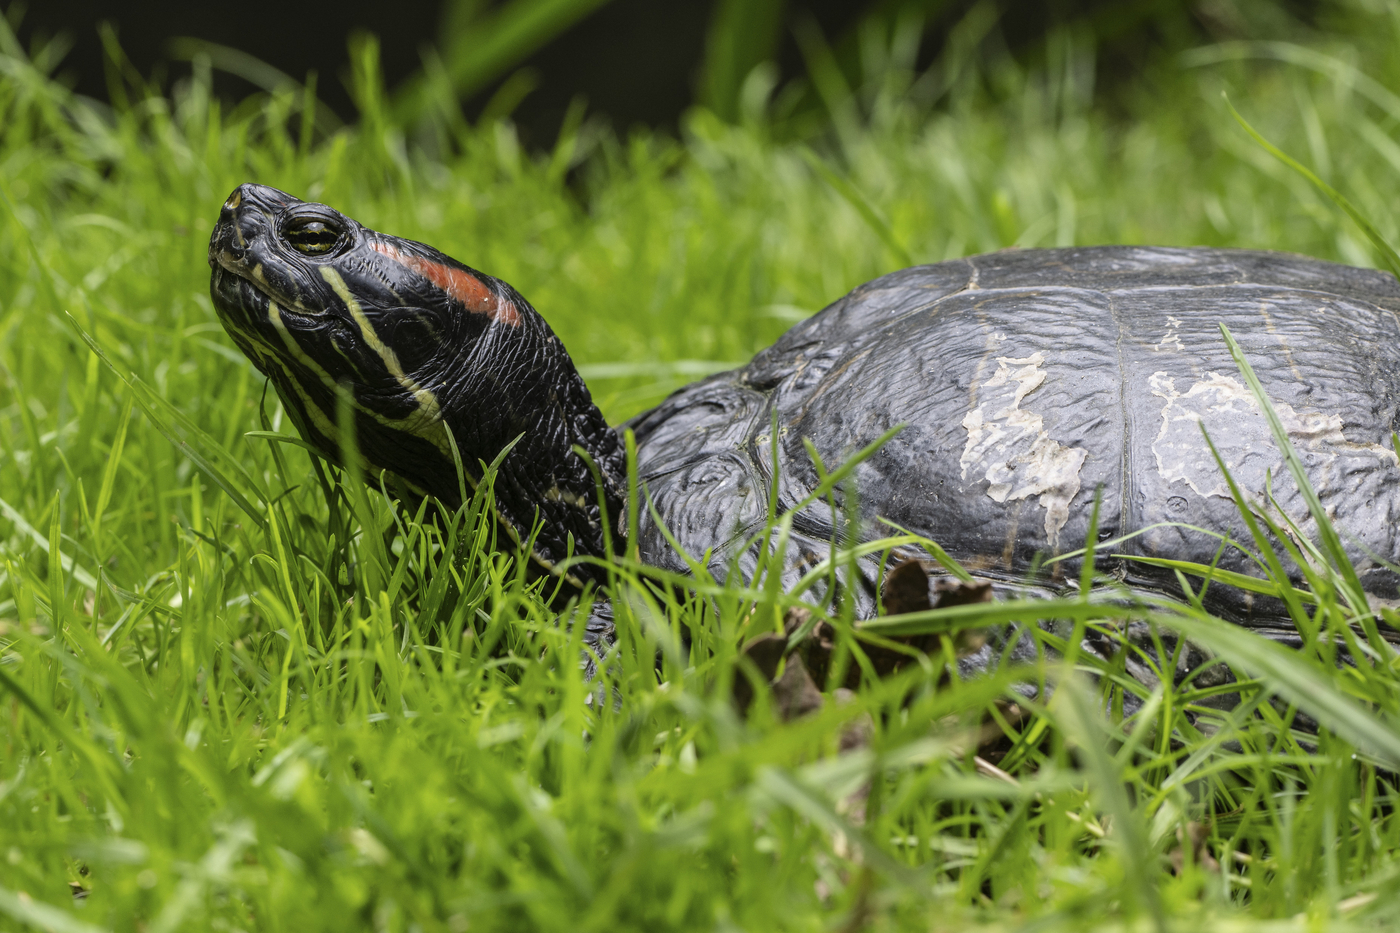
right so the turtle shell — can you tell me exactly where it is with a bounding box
[628,246,1400,624]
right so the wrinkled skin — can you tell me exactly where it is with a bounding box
[210,184,1400,681]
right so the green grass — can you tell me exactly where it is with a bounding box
[6,4,1400,930]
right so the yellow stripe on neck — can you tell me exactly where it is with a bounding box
[320,265,443,421]
[271,284,579,587]
[263,299,450,455]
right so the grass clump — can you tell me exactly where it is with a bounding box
[5,3,1400,930]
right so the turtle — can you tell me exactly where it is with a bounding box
[207,182,1400,678]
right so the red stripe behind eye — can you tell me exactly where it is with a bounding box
[371,240,521,326]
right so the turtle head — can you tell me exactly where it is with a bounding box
[208,183,625,578]
[208,182,518,406]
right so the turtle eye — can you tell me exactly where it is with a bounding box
[284,216,344,256]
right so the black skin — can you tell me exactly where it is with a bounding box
[209,183,625,587]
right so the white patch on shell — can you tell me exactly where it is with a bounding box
[1149,371,1399,505]
[1153,316,1185,354]
[960,352,1088,548]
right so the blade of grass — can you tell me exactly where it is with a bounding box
[1186,41,1400,123]
[1146,601,1400,768]
[699,0,787,123]
[0,495,97,591]
[0,882,108,933]
[1053,676,1166,931]
[1218,324,1377,637]
[799,147,915,267]
[392,0,614,125]
[1224,94,1400,278]
[63,312,269,534]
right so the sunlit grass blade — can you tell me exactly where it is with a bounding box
[63,311,270,533]
[0,653,123,789]
[0,881,108,933]
[1184,41,1400,122]
[800,147,915,267]
[1052,676,1165,930]
[392,0,614,125]
[0,495,97,590]
[1224,94,1400,278]
[1123,554,1317,605]
[699,0,786,123]
[754,765,916,882]
[1147,602,1400,767]
[167,37,342,133]
[1219,324,1376,630]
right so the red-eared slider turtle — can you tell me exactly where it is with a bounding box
[208,183,1400,666]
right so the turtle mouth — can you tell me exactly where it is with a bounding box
[209,249,330,322]
[211,246,252,283]
[210,264,266,320]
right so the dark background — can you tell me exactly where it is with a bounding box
[10,0,1316,147]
